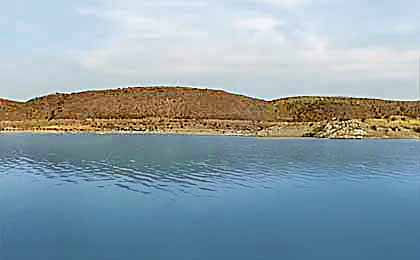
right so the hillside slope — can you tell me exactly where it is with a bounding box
[1,87,271,121]
[0,87,419,122]
[271,96,420,121]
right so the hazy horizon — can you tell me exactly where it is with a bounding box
[2,0,420,101]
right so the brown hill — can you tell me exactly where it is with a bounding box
[271,96,420,121]
[1,87,271,121]
[0,87,419,122]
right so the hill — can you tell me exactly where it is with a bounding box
[1,87,420,138]
[1,87,270,121]
[271,96,420,121]
[0,86,419,122]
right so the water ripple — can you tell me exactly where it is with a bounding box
[0,136,419,195]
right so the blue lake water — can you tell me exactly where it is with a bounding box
[0,134,419,260]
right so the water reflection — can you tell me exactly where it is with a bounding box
[0,134,419,194]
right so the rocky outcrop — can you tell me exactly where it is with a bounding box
[311,120,368,139]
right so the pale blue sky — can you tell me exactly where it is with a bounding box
[1,0,420,101]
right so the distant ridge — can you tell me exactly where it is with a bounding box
[1,86,419,122]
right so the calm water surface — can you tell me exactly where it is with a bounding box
[0,134,419,260]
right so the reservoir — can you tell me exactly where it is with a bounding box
[0,135,419,260]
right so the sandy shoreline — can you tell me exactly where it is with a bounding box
[1,118,419,139]
[1,131,419,140]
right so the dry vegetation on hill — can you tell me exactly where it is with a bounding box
[2,87,420,122]
[1,87,419,138]
[1,87,270,121]
[272,96,420,122]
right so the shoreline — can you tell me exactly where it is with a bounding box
[1,118,419,140]
[1,130,419,140]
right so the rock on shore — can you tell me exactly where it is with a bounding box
[315,120,368,139]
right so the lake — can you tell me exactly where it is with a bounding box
[0,134,419,260]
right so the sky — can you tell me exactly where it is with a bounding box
[1,0,420,101]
